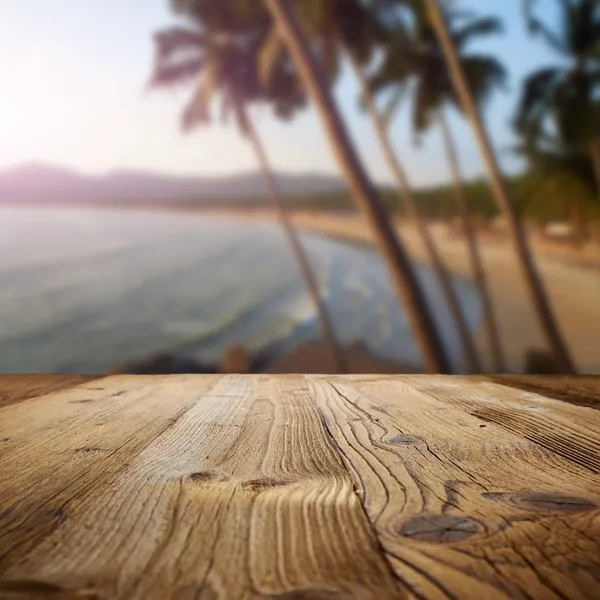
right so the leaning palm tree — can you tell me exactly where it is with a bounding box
[519,0,600,196]
[423,0,576,374]
[262,0,453,373]
[368,3,507,372]
[343,26,482,373]
[259,0,479,371]
[148,12,347,372]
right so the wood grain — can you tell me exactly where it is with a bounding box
[410,376,600,475]
[2,375,600,599]
[0,375,219,573]
[487,375,600,411]
[309,375,600,600]
[0,375,101,409]
[0,375,404,600]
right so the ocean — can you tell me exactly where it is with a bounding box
[0,207,480,373]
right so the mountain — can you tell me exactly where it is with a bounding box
[0,163,345,207]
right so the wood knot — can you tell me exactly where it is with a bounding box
[0,437,9,443]
[399,514,479,542]
[483,491,597,512]
[242,478,293,491]
[388,435,424,446]
[189,471,227,483]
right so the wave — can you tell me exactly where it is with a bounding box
[0,211,482,373]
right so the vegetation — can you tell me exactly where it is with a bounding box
[148,0,346,372]
[148,0,598,374]
[517,0,600,242]
[422,0,575,373]
[168,172,578,226]
[262,0,453,373]
[367,1,507,370]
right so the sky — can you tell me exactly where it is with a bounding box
[0,0,561,188]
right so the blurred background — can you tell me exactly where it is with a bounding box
[0,0,598,375]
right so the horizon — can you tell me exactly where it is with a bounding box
[0,0,561,187]
[0,160,343,181]
[0,159,505,193]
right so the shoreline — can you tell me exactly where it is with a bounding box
[198,207,600,374]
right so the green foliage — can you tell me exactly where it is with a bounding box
[516,0,600,234]
[149,1,308,135]
[149,0,600,232]
[517,0,600,150]
[367,1,507,138]
[174,178,504,220]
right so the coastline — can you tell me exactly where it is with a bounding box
[200,207,600,374]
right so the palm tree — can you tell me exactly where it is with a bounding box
[516,0,600,241]
[423,0,576,374]
[368,3,507,371]
[263,0,453,373]
[148,10,347,373]
[519,0,600,215]
[346,48,481,373]
[258,0,479,372]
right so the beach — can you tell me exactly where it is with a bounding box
[206,208,600,374]
[3,207,458,375]
[0,205,596,375]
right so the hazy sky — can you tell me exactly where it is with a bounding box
[0,0,560,187]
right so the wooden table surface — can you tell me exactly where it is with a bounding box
[1,375,599,600]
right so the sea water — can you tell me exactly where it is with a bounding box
[0,207,480,373]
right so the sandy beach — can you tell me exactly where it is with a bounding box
[204,208,600,374]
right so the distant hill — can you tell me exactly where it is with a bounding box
[0,162,345,207]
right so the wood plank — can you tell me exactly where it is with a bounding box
[0,375,101,409]
[486,375,600,411]
[0,375,221,574]
[309,375,600,600]
[0,375,404,600]
[408,376,600,475]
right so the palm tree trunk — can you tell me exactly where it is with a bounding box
[264,0,452,374]
[589,140,600,199]
[346,49,480,373]
[569,199,586,248]
[438,110,506,372]
[245,110,347,374]
[589,142,600,246]
[424,0,576,374]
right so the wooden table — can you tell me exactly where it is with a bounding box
[1,375,599,599]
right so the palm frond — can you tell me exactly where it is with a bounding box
[523,0,569,55]
[515,67,562,134]
[382,83,409,129]
[153,27,207,61]
[453,16,504,50]
[181,91,209,134]
[366,26,420,97]
[333,0,386,66]
[258,28,284,86]
[180,60,220,133]
[148,57,205,88]
[565,0,600,56]
[460,55,508,110]
[412,69,442,137]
